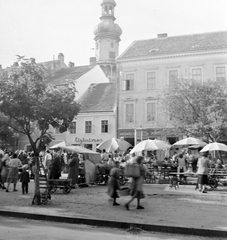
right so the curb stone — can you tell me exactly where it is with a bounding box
[0,210,226,238]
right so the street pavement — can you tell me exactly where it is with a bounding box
[0,177,227,238]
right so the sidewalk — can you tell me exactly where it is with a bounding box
[0,180,227,238]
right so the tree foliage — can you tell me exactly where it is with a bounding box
[0,57,81,154]
[0,57,81,205]
[163,78,227,142]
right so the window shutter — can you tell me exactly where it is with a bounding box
[108,124,111,133]
[122,80,126,91]
[131,79,134,91]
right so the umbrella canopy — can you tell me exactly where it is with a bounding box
[49,141,66,149]
[96,138,132,152]
[173,137,204,146]
[130,139,171,154]
[61,145,101,164]
[200,142,227,152]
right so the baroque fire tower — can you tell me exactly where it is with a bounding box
[93,0,122,82]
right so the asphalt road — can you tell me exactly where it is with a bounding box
[0,216,220,240]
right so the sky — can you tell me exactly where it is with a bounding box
[0,0,227,68]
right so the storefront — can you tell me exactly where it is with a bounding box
[118,128,179,147]
[74,137,104,152]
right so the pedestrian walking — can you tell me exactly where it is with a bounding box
[20,165,30,194]
[107,161,121,206]
[125,156,147,210]
[6,153,22,192]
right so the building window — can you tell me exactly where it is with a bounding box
[147,71,156,90]
[216,66,226,84]
[146,102,156,122]
[69,122,76,134]
[101,120,108,133]
[122,73,134,91]
[191,68,202,82]
[85,121,92,133]
[125,103,134,123]
[169,69,178,86]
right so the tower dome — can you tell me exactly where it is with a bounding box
[101,0,116,6]
[93,0,122,82]
[94,0,122,40]
[93,21,122,38]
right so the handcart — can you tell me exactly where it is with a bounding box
[48,179,72,194]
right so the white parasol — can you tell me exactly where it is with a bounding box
[130,139,171,154]
[200,142,227,152]
[173,137,205,146]
[96,138,132,152]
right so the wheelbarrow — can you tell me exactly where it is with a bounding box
[47,179,71,194]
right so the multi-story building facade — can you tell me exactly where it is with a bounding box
[67,82,117,151]
[116,31,227,145]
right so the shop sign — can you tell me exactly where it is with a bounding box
[75,137,103,143]
[118,129,134,137]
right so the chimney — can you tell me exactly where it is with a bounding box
[89,57,96,66]
[30,58,36,63]
[68,62,75,68]
[157,33,168,38]
[58,53,65,67]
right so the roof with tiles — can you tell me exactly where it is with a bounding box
[78,82,116,112]
[46,65,94,85]
[118,31,227,60]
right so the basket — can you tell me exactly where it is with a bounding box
[124,164,140,178]
[119,187,130,196]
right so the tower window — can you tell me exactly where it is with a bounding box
[104,6,108,14]
[111,42,114,48]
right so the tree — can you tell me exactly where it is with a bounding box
[0,57,81,204]
[0,113,16,148]
[163,78,227,143]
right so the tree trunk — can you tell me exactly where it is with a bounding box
[32,155,41,205]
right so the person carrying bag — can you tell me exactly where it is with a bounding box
[124,156,147,210]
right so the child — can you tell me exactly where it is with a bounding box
[107,161,121,206]
[20,165,30,194]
